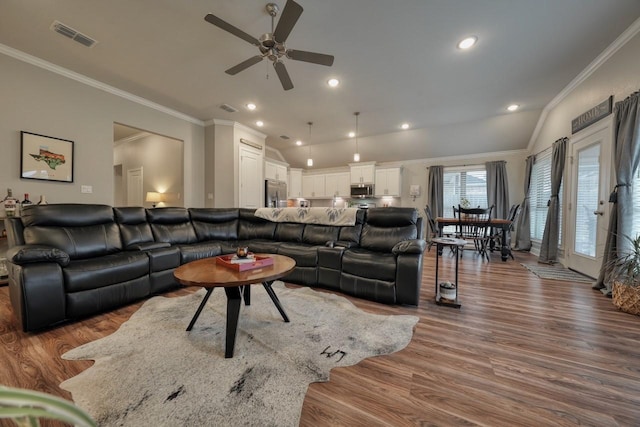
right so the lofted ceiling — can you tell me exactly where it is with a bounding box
[1,1,640,169]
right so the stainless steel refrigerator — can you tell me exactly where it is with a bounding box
[265,179,287,208]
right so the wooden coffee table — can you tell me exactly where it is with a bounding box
[173,254,296,358]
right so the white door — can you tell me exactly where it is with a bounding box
[567,119,612,278]
[239,147,261,208]
[126,167,143,206]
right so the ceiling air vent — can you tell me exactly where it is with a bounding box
[219,104,238,113]
[50,20,98,48]
[280,135,290,140]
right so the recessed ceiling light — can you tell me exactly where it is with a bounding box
[348,131,355,138]
[246,103,257,110]
[457,36,478,50]
[401,123,410,130]
[296,140,302,146]
[256,120,264,127]
[507,104,519,112]
[327,78,340,87]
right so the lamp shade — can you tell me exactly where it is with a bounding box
[145,192,163,203]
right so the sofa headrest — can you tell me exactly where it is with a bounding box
[114,207,147,224]
[365,208,418,227]
[21,204,115,227]
[146,207,190,224]
[239,208,270,223]
[189,208,239,223]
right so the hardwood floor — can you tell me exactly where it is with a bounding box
[1,250,640,426]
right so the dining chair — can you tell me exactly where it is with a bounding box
[455,204,493,261]
[423,206,439,252]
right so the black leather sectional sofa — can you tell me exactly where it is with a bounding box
[4,204,425,332]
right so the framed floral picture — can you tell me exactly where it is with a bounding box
[20,131,74,183]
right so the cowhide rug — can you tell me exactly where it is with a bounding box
[61,282,418,426]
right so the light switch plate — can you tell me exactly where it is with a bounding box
[81,185,93,193]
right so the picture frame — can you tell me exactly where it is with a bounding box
[20,131,74,183]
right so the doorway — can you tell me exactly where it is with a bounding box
[566,119,612,278]
[127,167,144,206]
[113,123,184,208]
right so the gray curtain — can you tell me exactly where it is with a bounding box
[514,156,534,251]
[486,160,509,218]
[595,91,640,294]
[427,166,444,217]
[539,137,568,263]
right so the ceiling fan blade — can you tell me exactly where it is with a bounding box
[287,49,334,66]
[204,13,260,46]
[273,0,303,43]
[225,56,264,75]
[273,61,294,91]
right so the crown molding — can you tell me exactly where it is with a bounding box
[114,131,151,146]
[0,43,204,126]
[526,16,640,152]
[208,119,267,140]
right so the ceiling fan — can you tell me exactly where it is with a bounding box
[204,0,334,91]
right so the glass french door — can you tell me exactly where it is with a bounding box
[567,120,612,278]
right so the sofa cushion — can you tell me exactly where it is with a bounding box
[341,249,396,281]
[178,242,222,264]
[114,207,156,248]
[147,208,197,244]
[231,240,281,255]
[274,223,305,243]
[303,225,339,246]
[24,223,123,260]
[63,252,149,292]
[277,243,318,267]
[238,209,276,240]
[190,208,239,241]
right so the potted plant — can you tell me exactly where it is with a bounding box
[611,234,640,315]
[0,385,95,427]
[459,197,471,209]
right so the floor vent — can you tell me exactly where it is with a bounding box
[50,20,98,48]
[220,104,238,113]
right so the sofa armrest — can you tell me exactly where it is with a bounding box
[392,239,426,255]
[6,245,70,267]
[126,242,171,251]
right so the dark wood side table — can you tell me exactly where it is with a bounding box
[433,237,467,308]
[173,254,296,358]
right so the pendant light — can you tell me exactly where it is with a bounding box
[353,112,360,162]
[306,121,313,167]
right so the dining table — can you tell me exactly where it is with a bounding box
[435,217,513,261]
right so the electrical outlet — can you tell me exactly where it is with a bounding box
[207,193,213,200]
[81,185,93,194]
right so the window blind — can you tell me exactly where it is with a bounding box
[529,150,563,242]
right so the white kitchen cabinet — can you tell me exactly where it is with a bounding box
[302,174,326,198]
[325,172,351,197]
[375,167,402,196]
[264,160,288,182]
[288,168,303,198]
[350,163,375,184]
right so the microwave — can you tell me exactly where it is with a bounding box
[350,184,374,198]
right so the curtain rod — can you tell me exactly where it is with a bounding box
[426,161,506,169]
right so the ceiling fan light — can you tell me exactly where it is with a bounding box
[307,158,313,167]
[353,153,360,162]
[457,36,478,50]
[327,78,339,87]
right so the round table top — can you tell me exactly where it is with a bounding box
[173,253,296,288]
[432,237,468,246]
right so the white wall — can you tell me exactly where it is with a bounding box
[531,32,640,154]
[0,53,205,207]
